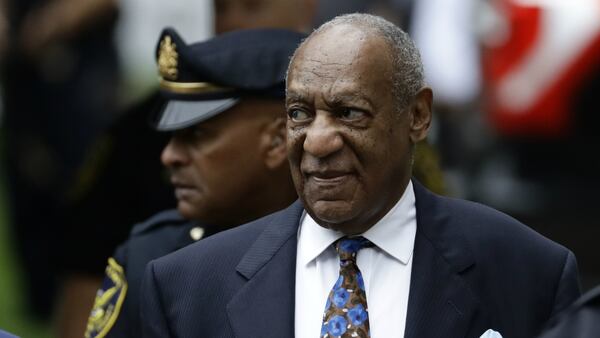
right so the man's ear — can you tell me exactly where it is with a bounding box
[261,117,288,169]
[409,87,433,143]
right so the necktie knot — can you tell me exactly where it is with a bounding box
[335,236,373,263]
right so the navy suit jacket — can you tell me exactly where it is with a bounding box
[537,285,600,338]
[140,182,580,338]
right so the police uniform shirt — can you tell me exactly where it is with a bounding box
[84,210,213,338]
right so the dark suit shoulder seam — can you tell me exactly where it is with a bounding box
[548,250,571,319]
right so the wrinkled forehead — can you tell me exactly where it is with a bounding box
[287,25,393,96]
[290,25,368,76]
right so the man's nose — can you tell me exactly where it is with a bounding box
[161,137,189,168]
[303,113,343,158]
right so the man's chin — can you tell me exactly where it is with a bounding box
[309,200,355,226]
[177,201,201,220]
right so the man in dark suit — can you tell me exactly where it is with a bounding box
[140,14,580,338]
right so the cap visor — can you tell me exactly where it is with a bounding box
[155,98,239,131]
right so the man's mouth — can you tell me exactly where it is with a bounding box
[305,170,353,185]
[171,178,194,188]
[171,179,198,199]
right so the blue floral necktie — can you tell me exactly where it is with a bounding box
[321,236,373,338]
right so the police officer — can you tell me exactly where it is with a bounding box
[84,28,303,338]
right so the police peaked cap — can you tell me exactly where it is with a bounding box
[153,27,306,131]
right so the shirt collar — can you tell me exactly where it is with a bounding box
[298,180,416,266]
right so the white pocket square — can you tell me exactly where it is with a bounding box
[480,329,503,338]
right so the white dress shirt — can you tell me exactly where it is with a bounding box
[295,181,417,338]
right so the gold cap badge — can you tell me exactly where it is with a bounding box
[158,35,179,80]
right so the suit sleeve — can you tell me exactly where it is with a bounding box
[550,250,581,318]
[140,261,172,337]
[538,286,600,338]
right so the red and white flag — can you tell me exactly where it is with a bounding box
[482,0,600,137]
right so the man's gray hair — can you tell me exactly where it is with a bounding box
[288,13,425,109]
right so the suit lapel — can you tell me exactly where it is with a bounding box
[226,201,304,338]
[405,182,489,338]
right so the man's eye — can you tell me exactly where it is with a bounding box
[179,127,205,142]
[288,109,310,122]
[339,108,365,120]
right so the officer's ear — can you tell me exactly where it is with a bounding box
[261,117,288,169]
[408,87,432,144]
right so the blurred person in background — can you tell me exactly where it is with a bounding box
[478,0,600,290]
[57,92,175,338]
[56,1,212,336]
[410,0,484,198]
[84,27,303,338]
[0,0,119,326]
[408,0,600,291]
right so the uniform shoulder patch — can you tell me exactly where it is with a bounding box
[85,258,128,338]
